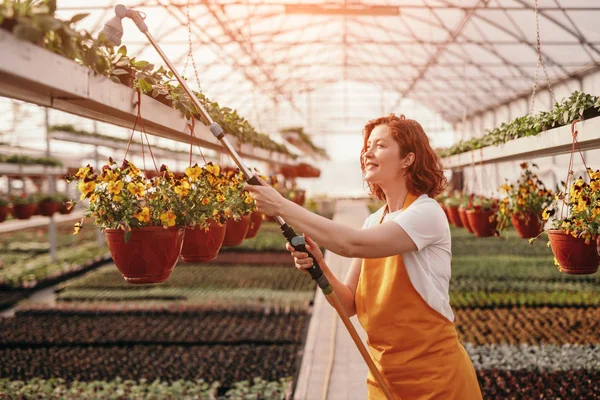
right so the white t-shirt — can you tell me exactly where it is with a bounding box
[362,194,454,322]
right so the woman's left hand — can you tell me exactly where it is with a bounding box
[243,176,286,216]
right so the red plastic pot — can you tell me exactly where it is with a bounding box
[511,212,543,239]
[245,211,263,239]
[39,201,60,217]
[467,209,497,237]
[58,202,73,215]
[180,219,227,263]
[12,204,37,220]
[459,208,474,233]
[0,206,9,223]
[222,215,251,247]
[446,206,463,228]
[105,226,184,284]
[547,230,599,275]
[117,68,136,88]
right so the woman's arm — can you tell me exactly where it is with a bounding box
[278,199,417,259]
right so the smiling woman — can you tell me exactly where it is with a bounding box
[246,114,482,399]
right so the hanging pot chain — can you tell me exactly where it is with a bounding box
[183,0,202,93]
[530,0,556,114]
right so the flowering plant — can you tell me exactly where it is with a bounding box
[178,162,230,229]
[66,159,187,238]
[470,196,499,212]
[542,168,600,244]
[221,168,255,219]
[495,163,553,233]
[443,191,462,208]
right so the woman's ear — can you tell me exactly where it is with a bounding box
[403,152,415,169]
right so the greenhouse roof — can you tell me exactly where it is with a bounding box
[52,0,600,126]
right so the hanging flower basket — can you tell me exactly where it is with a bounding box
[105,226,184,284]
[446,206,463,228]
[12,204,37,220]
[222,214,251,247]
[467,209,497,237]
[547,230,599,275]
[58,202,73,215]
[39,200,60,217]
[245,211,263,239]
[511,212,543,239]
[0,205,9,223]
[459,208,474,233]
[180,219,227,263]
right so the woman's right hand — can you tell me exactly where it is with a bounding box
[285,235,324,275]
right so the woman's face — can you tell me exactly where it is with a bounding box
[363,124,405,185]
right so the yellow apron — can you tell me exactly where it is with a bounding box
[355,193,482,400]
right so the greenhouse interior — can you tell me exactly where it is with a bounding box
[0,0,599,399]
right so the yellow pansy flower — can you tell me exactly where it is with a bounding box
[217,194,226,203]
[205,164,220,176]
[127,182,145,197]
[202,197,211,206]
[575,198,588,213]
[160,211,177,227]
[78,181,96,200]
[244,194,253,204]
[108,180,124,195]
[75,166,91,180]
[174,180,190,197]
[134,207,151,223]
[185,166,202,181]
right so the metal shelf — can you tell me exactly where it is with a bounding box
[442,117,600,169]
[0,30,295,166]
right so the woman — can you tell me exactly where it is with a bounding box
[244,114,482,400]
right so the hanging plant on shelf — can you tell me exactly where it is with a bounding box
[466,196,499,238]
[179,162,230,262]
[540,168,600,275]
[221,168,255,247]
[495,163,554,239]
[66,159,187,284]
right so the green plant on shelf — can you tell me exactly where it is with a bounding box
[437,90,600,158]
[0,153,62,166]
[10,194,34,205]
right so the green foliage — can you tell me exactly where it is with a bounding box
[0,377,291,399]
[0,153,62,166]
[438,91,600,158]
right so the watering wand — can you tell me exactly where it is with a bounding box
[101,6,395,399]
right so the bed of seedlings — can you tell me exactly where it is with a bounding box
[450,227,600,398]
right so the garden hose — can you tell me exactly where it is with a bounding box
[102,6,396,399]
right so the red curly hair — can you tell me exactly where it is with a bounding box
[360,114,447,200]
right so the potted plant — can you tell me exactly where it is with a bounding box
[179,163,229,263]
[444,192,463,228]
[466,196,499,237]
[222,169,253,247]
[106,45,153,88]
[37,193,61,216]
[0,196,9,223]
[10,194,36,220]
[53,193,73,214]
[458,194,475,234]
[540,168,600,275]
[67,159,186,284]
[495,163,554,239]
